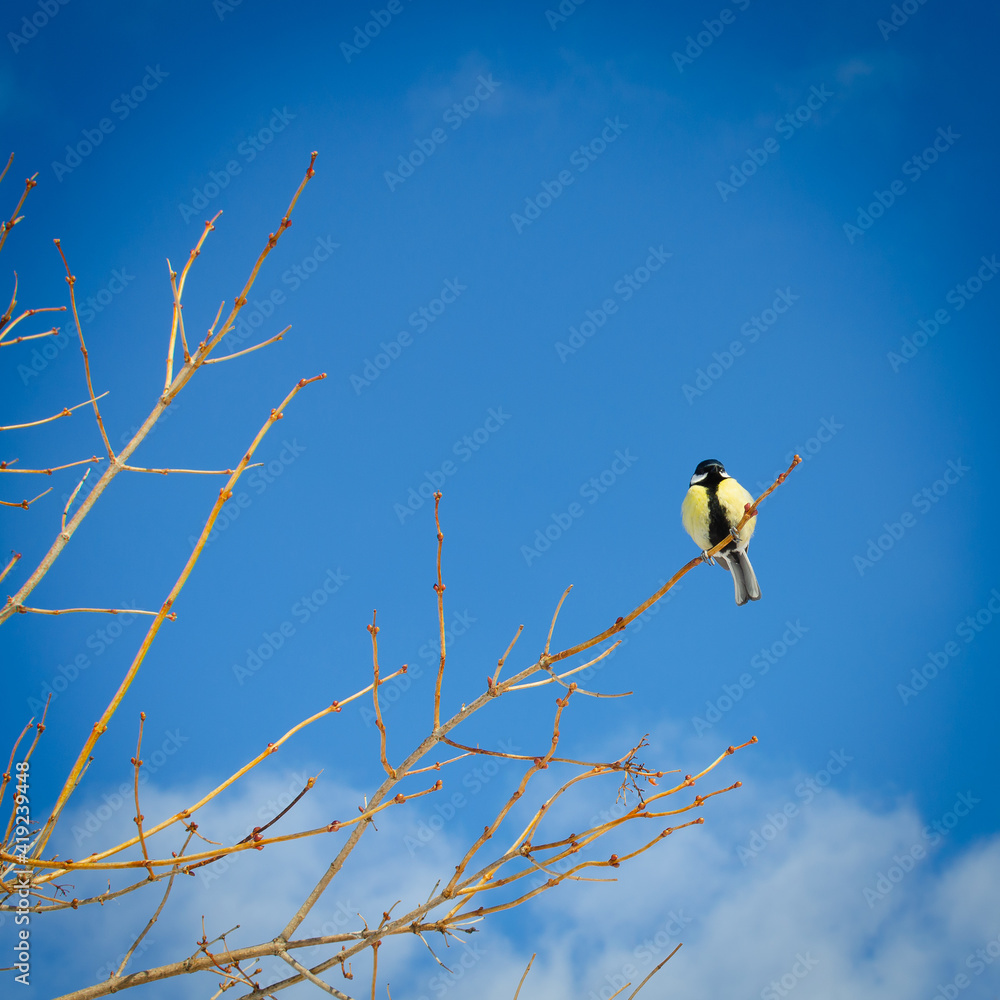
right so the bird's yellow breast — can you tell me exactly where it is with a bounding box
[716,477,757,543]
[681,477,756,551]
[681,486,712,550]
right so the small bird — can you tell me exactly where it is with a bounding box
[681,459,761,606]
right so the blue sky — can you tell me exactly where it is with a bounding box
[2,0,999,997]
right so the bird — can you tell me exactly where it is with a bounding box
[681,459,761,606]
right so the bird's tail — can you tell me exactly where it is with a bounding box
[725,548,762,606]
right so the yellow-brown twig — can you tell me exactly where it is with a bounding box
[12,606,169,618]
[203,329,287,364]
[492,624,524,687]
[120,464,262,475]
[431,492,448,731]
[0,456,101,475]
[368,611,396,779]
[0,322,64,346]
[0,392,110,432]
[53,239,114,460]
[114,827,197,979]
[62,467,90,532]
[131,713,154,880]
[0,154,318,631]
[512,954,535,1000]
[627,943,682,998]
[0,486,51,510]
[0,550,21,585]
[29,374,326,860]
[0,166,36,258]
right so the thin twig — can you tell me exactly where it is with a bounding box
[432,492,446,731]
[544,585,572,656]
[0,550,21,585]
[113,828,197,978]
[131,713,154,880]
[1,456,102,475]
[277,949,354,999]
[0,486,51,509]
[204,329,287,364]
[0,168,37,258]
[53,240,114,460]
[62,468,90,532]
[0,322,64,346]
[512,954,535,1000]
[29,374,327,860]
[12,606,170,618]
[120,464,262,475]
[0,153,319,631]
[0,392,110,431]
[627,943,682,998]
[368,611,396,778]
[492,624,524,686]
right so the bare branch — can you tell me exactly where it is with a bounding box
[1,456,102,475]
[0,392,110,432]
[0,166,37,257]
[203,328,287,364]
[432,491,446,730]
[29,373,327,859]
[53,240,114,460]
[0,550,21,585]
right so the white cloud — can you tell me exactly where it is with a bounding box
[38,745,1000,1000]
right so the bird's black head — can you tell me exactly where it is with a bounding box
[690,459,728,485]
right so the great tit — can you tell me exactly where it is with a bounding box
[681,459,760,606]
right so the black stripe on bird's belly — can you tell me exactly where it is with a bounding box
[706,484,735,550]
